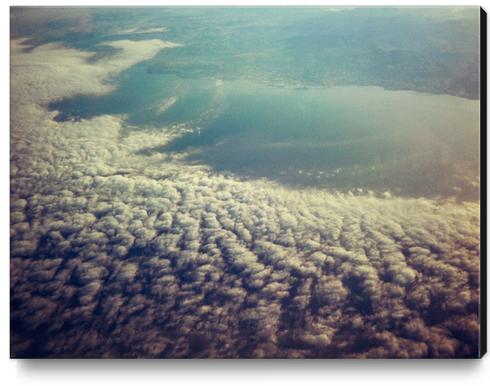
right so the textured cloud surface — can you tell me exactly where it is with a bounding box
[10,39,481,358]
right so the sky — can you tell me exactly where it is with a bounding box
[10,7,482,358]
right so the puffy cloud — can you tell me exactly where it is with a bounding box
[10,38,481,358]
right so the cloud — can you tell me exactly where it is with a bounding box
[114,26,169,35]
[10,38,481,358]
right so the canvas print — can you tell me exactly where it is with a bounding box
[10,6,484,358]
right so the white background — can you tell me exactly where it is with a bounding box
[2,1,489,385]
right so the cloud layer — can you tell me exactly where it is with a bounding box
[10,39,481,358]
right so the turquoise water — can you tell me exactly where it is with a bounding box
[50,58,479,199]
[162,82,479,198]
[51,66,217,127]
